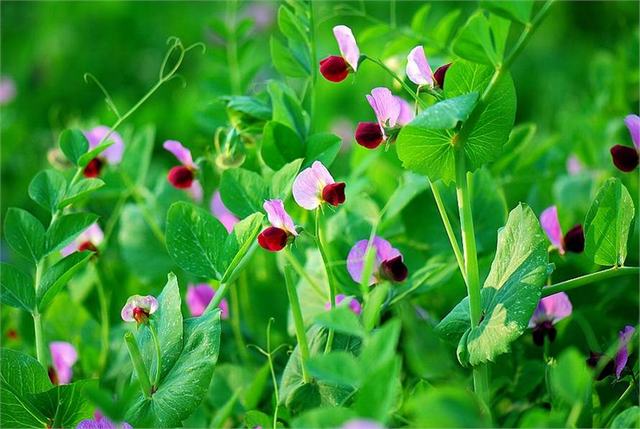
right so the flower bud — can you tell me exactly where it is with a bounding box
[610,145,639,172]
[319,56,350,83]
[355,122,384,149]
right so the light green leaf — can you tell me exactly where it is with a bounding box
[28,170,67,213]
[59,178,105,209]
[306,351,362,387]
[481,0,534,24]
[37,251,92,311]
[584,178,635,266]
[305,133,341,168]
[45,212,99,255]
[292,407,357,429]
[353,357,401,423]
[271,158,303,200]
[267,81,308,138]
[261,121,305,170]
[407,386,491,428]
[409,93,479,130]
[270,37,309,78]
[452,12,496,65]
[59,129,89,165]
[77,138,115,168]
[314,307,365,338]
[611,407,640,429]
[219,168,269,218]
[220,213,264,283]
[0,263,34,312]
[277,5,309,44]
[120,125,155,186]
[4,208,45,263]
[550,348,592,406]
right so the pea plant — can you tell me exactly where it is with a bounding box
[1,1,638,428]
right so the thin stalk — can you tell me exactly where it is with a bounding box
[230,283,250,363]
[283,248,326,298]
[226,0,242,94]
[148,323,162,387]
[542,267,639,297]
[283,265,311,384]
[205,282,229,315]
[315,209,337,353]
[266,319,281,428]
[602,380,635,427]
[32,261,46,366]
[124,332,152,399]
[121,173,165,244]
[308,0,318,132]
[94,263,110,374]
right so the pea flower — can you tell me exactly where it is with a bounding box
[566,155,584,175]
[325,294,362,315]
[528,292,572,346]
[292,161,346,210]
[587,325,635,380]
[186,283,229,319]
[319,25,360,83]
[257,199,298,252]
[341,419,384,429]
[121,295,158,325]
[355,88,414,149]
[83,126,124,178]
[61,223,103,256]
[610,114,639,172]
[163,140,203,202]
[433,63,451,89]
[347,236,408,285]
[540,206,584,254]
[406,46,434,87]
[0,76,16,105]
[77,411,132,429]
[210,191,238,233]
[49,341,78,385]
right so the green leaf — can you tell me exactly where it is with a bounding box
[611,407,640,429]
[436,204,548,365]
[305,133,341,168]
[0,263,34,311]
[45,212,99,255]
[411,4,431,35]
[37,251,92,311]
[353,357,401,423]
[224,96,272,121]
[584,178,635,266]
[267,80,308,138]
[481,0,534,24]
[550,348,592,406]
[261,121,305,170]
[120,125,155,186]
[126,309,221,427]
[59,129,89,165]
[359,319,402,372]
[306,351,362,387]
[407,386,491,428]
[292,407,357,428]
[220,213,264,283]
[452,12,497,65]
[271,37,310,78]
[410,93,479,130]
[314,307,365,338]
[77,138,115,168]
[271,159,303,200]
[219,168,269,218]
[28,170,67,213]
[277,4,308,44]
[29,382,93,428]
[59,178,105,209]
[4,208,45,262]
[397,60,516,183]
[166,202,227,279]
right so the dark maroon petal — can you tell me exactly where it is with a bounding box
[610,145,639,172]
[319,55,350,83]
[167,166,194,189]
[78,241,98,253]
[355,122,384,149]
[83,158,103,178]
[48,366,59,385]
[133,307,150,324]
[532,320,556,346]
[322,182,346,206]
[381,255,408,282]
[563,224,584,253]
[433,63,452,89]
[257,226,289,252]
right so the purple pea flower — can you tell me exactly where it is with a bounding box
[82,126,124,178]
[347,236,408,285]
[292,161,346,210]
[528,292,572,346]
[566,155,583,175]
[587,325,636,380]
[540,206,584,254]
[210,191,239,233]
[325,294,362,315]
[121,295,158,325]
[163,140,203,202]
[49,341,78,385]
[77,411,132,429]
[0,76,16,105]
[355,88,413,149]
[186,283,229,319]
[319,25,360,83]
[257,199,298,252]
[406,46,434,87]
[610,114,640,172]
[341,420,384,429]
[61,223,104,257]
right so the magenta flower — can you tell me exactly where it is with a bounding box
[292,161,346,210]
[61,223,104,257]
[49,341,78,385]
[406,46,434,87]
[319,25,360,83]
[163,140,203,202]
[186,284,229,319]
[82,126,124,178]
[210,191,238,233]
[588,325,636,380]
[77,411,132,429]
[540,206,584,254]
[121,295,158,325]
[0,76,16,105]
[257,199,298,252]
[325,294,362,315]
[610,114,639,172]
[528,292,572,346]
[355,88,413,149]
[566,155,583,175]
[347,236,408,285]
[341,420,384,429]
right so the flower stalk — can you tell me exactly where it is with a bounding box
[315,208,337,353]
[283,264,311,384]
[542,266,639,297]
[148,322,162,387]
[124,332,153,399]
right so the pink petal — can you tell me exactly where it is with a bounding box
[406,46,434,86]
[566,155,583,175]
[615,325,635,378]
[395,96,414,126]
[0,76,16,105]
[163,140,195,168]
[292,161,335,210]
[59,223,104,257]
[347,236,401,285]
[333,25,360,71]
[186,284,215,317]
[50,341,78,384]
[624,114,640,150]
[366,87,401,128]
[211,191,239,233]
[187,180,203,203]
[219,298,229,320]
[540,206,564,253]
[263,199,298,235]
[84,126,124,165]
[529,292,572,328]
[120,302,136,322]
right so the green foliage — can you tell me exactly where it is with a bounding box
[481,0,534,24]
[0,263,34,311]
[37,251,93,311]
[59,129,89,166]
[4,208,45,263]
[45,212,99,255]
[28,170,67,213]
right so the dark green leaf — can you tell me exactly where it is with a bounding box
[306,351,362,387]
[305,133,341,168]
[59,129,89,165]
[277,5,308,44]
[261,121,305,170]
[59,178,105,209]
[219,168,269,218]
[452,12,496,65]
[292,407,356,428]
[271,37,310,78]
[0,263,34,311]
[409,93,479,130]
[37,251,92,311]
[407,386,491,428]
[267,81,308,138]
[271,159,303,200]
[314,307,365,338]
[46,212,99,255]
[28,170,67,213]
[353,357,401,423]
[481,0,534,24]
[4,208,45,262]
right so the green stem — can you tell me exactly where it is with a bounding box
[121,174,165,245]
[283,248,326,298]
[283,265,311,383]
[315,209,337,353]
[205,282,229,315]
[542,267,639,297]
[230,283,250,363]
[148,323,162,387]
[94,264,110,374]
[32,261,46,366]
[602,380,635,426]
[362,55,428,108]
[124,332,153,399]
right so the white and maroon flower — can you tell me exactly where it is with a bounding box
[292,161,346,210]
[325,294,362,315]
[319,25,360,83]
[49,341,78,385]
[163,140,203,202]
[355,88,414,149]
[60,223,104,257]
[82,126,125,178]
[540,206,584,254]
[406,46,434,87]
[347,236,408,285]
[257,199,298,252]
[186,283,229,319]
[77,411,132,429]
[610,114,639,172]
[210,191,238,233]
[121,295,158,325]
[528,292,572,346]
